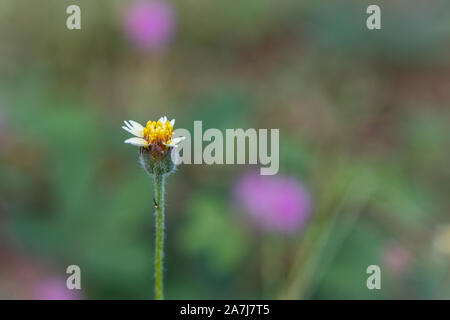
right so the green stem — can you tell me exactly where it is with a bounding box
[154,174,165,300]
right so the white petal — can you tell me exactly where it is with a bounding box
[170,119,175,127]
[158,116,168,124]
[124,137,149,147]
[164,136,185,148]
[128,120,144,132]
[171,136,185,144]
[124,120,133,130]
[163,142,178,148]
[122,120,144,137]
[122,126,136,135]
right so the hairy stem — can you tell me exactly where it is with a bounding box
[154,174,165,300]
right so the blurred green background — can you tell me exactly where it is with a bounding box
[1,0,450,299]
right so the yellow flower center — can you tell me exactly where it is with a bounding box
[143,120,174,146]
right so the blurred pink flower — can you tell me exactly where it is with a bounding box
[123,0,176,52]
[234,172,311,234]
[382,242,411,277]
[34,277,82,300]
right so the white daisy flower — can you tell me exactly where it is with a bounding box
[122,117,185,148]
